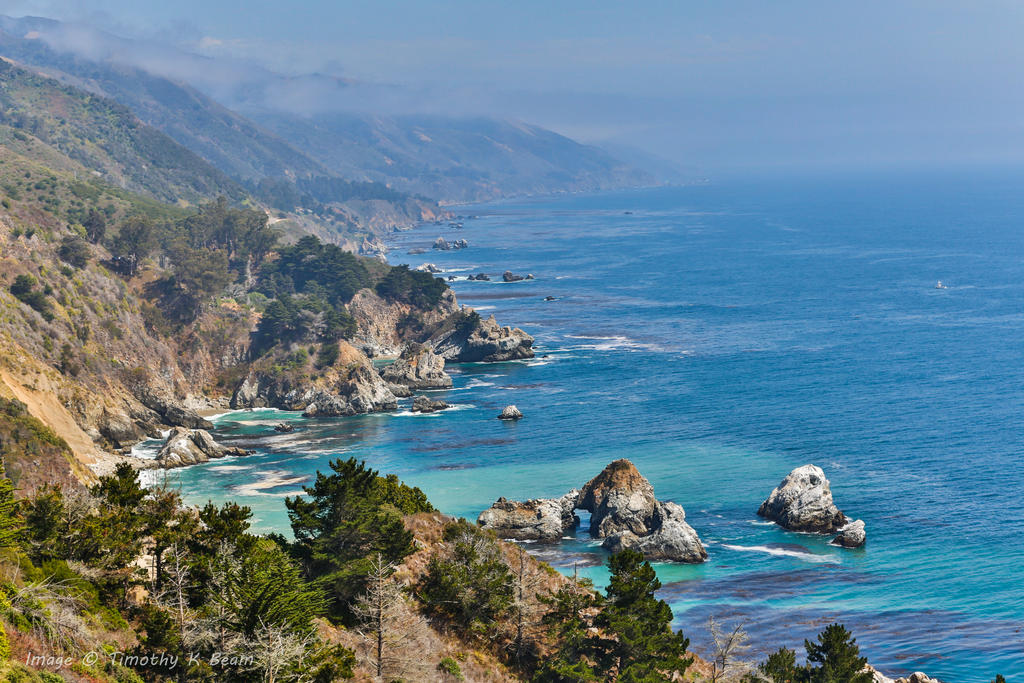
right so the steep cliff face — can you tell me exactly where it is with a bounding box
[0,214,240,476]
[348,287,458,356]
[230,340,398,416]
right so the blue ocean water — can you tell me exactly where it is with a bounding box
[166,170,1024,679]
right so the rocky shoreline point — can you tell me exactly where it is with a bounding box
[477,459,708,563]
[433,313,534,362]
[156,426,251,468]
[758,464,866,548]
[379,344,453,397]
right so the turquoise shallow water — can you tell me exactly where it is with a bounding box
[164,170,1024,679]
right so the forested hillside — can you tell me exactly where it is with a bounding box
[0,59,241,204]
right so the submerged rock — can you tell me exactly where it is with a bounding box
[578,459,657,537]
[157,427,249,468]
[831,519,866,548]
[433,313,534,362]
[412,395,449,413]
[602,501,707,563]
[498,405,523,420]
[757,464,849,533]
[477,490,580,541]
[273,423,294,433]
[380,344,453,391]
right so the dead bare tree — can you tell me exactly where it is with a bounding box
[508,546,546,667]
[352,553,433,681]
[10,579,90,653]
[245,618,317,683]
[707,616,754,682]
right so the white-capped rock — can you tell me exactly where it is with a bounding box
[758,464,849,533]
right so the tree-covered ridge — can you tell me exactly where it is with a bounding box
[0,59,242,204]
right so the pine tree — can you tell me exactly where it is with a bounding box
[285,458,429,621]
[418,521,514,636]
[759,647,802,683]
[533,565,602,682]
[595,550,692,682]
[804,624,872,683]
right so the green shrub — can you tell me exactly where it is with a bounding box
[438,656,464,680]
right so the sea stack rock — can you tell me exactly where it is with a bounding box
[577,459,657,537]
[498,405,523,420]
[412,395,449,413]
[831,519,866,548]
[758,464,851,534]
[502,271,534,282]
[477,490,580,541]
[602,501,708,563]
[380,344,453,392]
[157,427,248,468]
[577,459,706,563]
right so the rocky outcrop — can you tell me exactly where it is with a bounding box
[156,426,248,468]
[136,389,212,430]
[98,410,147,449]
[757,465,849,533]
[479,459,707,563]
[433,237,468,250]
[602,501,708,563]
[502,271,534,282]
[432,313,534,362]
[468,273,491,281]
[379,344,453,392]
[412,395,449,413]
[300,365,398,417]
[415,263,441,273]
[477,490,580,542]
[896,673,941,683]
[348,288,459,358]
[831,519,866,548]
[230,342,398,417]
[578,459,657,537]
[498,405,523,420]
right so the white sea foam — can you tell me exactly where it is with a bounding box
[206,464,255,473]
[721,544,840,564]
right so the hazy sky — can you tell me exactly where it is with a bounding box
[7,0,1024,172]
